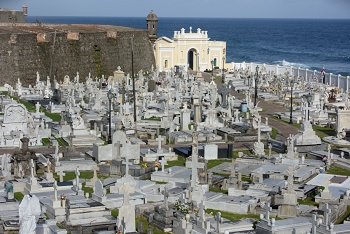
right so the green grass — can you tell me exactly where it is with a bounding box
[165,156,186,168]
[111,208,119,218]
[298,195,318,206]
[206,209,260,221]
[135,215,169,234]
[14,192,24,201]
[62,171,94,182]
[2,91,8,95]
[209,187,228,194]
[270,115,334,138]
[326,166,350,176]
[241,176,252,183]
[142,117,161,121]
[8,94,61,122]
[212,172,230,177]
[232,150,254,159]
[271,127,278,139]
[111,209,168,233]
[207,159,231,169]
[336,206,350,224]
[82,182,93,198]
[42,138,50,146]
[56,137,69,147]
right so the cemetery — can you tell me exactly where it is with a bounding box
[1,10,350,233]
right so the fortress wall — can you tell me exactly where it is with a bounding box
[0,26,155,86]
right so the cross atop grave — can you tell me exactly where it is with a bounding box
[159,157,167,172]
[323,178,331,193]
[163,186,169,210]
[121,183,132,205]
[268,143,272,157]
[123,148,133,178]
[75,166,80,187]
[217,84,231,108]
[156,136,163,153]
[46,158,51,173]
[114,141,123,158]
[117,66,121,71]
[322,203,331,226]
[57,168,65,182]
[286,166,295,194]
[191,131,200,188]
[30,159,35,178]
[198,200,206,222]
[259,167,264,184]
[230,159,237,177]
[264,202,272,222]
[311,214,317,234]
[53,181,58,201]
[216,212,221,233]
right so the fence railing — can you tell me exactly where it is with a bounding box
[227,62,350,92]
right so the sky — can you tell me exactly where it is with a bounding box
[1,0,350,19]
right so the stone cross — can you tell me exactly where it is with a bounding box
[257,116,261,142]
[217,84,231,108]
[311,213,317,234]
[191,131,199,188]
[156,136,163,153]
[264,202,272,222]
[53,181,58,201]
[35,102,40,114]
[286,166,295,194]
[121,183,131,205]
[322,203,331,226]
[198,200,206,222]
[268,143,272,157]
[216,212,221,233]
[30,159,35,178]
[123,149,133,177]
[159,157,167,172]
[230,159,237,177]
[46,158,51,173]
[57,168,65,182]
[327,144,331,163]
[75,167,80,187]
[259,167,263,183]
[163,186,169,210]
[323,179,331,193]
[114,141,123,159]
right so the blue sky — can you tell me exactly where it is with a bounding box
[1,0,350,19]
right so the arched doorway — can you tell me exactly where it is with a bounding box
[187,48,197,70]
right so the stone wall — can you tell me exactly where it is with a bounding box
[0,10,26,23]
[0,24,155,86]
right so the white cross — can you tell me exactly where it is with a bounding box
[264,202,272,222]
[322,203,331,226]
[53,181,58,201]
[57,168,65,182]
[156,136,163,151]
[159,157,167,172]
[30,159,35,178]
[75,167,80,187]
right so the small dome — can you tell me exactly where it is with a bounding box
[146,10,158,21]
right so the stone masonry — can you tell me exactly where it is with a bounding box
[0,23,155,86]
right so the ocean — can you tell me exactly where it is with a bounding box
[27,16,350,76]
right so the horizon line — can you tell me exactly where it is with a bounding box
[27,16,350,20]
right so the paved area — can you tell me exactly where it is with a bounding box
[201,72,298,142]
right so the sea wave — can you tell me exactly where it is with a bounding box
[273,60,309,69]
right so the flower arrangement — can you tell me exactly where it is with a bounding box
[60,194,66,200]
[141,162,148,168]
[154,161,161,168]
[174,200,190,214]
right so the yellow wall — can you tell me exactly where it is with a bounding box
[154,27,227,72]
